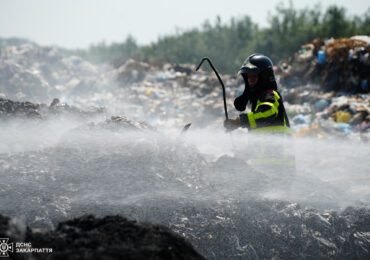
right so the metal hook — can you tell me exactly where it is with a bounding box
[196,57,228,120]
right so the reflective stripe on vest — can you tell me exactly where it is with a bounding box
[247,90,281,130]
[248,91,290,133]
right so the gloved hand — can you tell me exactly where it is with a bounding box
[223,118,240,132]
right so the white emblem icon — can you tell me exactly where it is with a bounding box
[0,238,13,257]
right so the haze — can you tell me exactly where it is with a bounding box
[0,0,369,49]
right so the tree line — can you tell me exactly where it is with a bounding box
[69,3,370,74]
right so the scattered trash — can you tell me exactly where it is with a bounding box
[292,114,310,124]
[277,37,370,93]
[335,111,351,123]
[313,99,330,111]
[333,122,353,134]
[0,97,105,119]
[317,50,326,65]
[275,36,369,141]
[0,41,368,140]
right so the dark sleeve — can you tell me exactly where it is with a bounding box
[234,91,249,111]
[239,113,249,128]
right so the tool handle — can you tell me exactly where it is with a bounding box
[196,57,228,120]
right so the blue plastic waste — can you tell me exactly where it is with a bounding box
[313,99,330,111]
[292,114,310,124]
[361,79,368,91]
[348,49,354,61]
[317,50,326,65]
[334,123,353,134]
[157,74,165,81]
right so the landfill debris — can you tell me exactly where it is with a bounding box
[2,198,370,259]
[115,59,152,84]
[284,92,369,140]
[0,97,105,120]
[92,115,156,131]
[0,97,42,118]
[0,43,239,128]
[275,36,369,141]
[0,41,369,140]
[1,39,369,260]
[335,110,351,123]
[277,36,370,93]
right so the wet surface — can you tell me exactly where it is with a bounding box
[0,120,369,259]
[0,42,369,259]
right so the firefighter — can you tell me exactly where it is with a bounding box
[224,53,290,133]
[224,54,295,184]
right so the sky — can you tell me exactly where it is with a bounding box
[0,0,369,49]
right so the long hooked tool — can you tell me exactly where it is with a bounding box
[196,57,229,120]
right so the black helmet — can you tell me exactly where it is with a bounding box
[234,54,277,111]
[238,54,277,91]
[239,53,273,74]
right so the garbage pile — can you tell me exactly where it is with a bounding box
[277,36,370,93]
[0,43,112,102]
[0,41,369,139]
[282,85,369,140]
[275,36,370,140]
[0,97,105,119]
[0,97,43,118]
[109,60,239,128]
[0,43,238,129]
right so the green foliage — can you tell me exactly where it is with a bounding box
[71,3,369,73]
